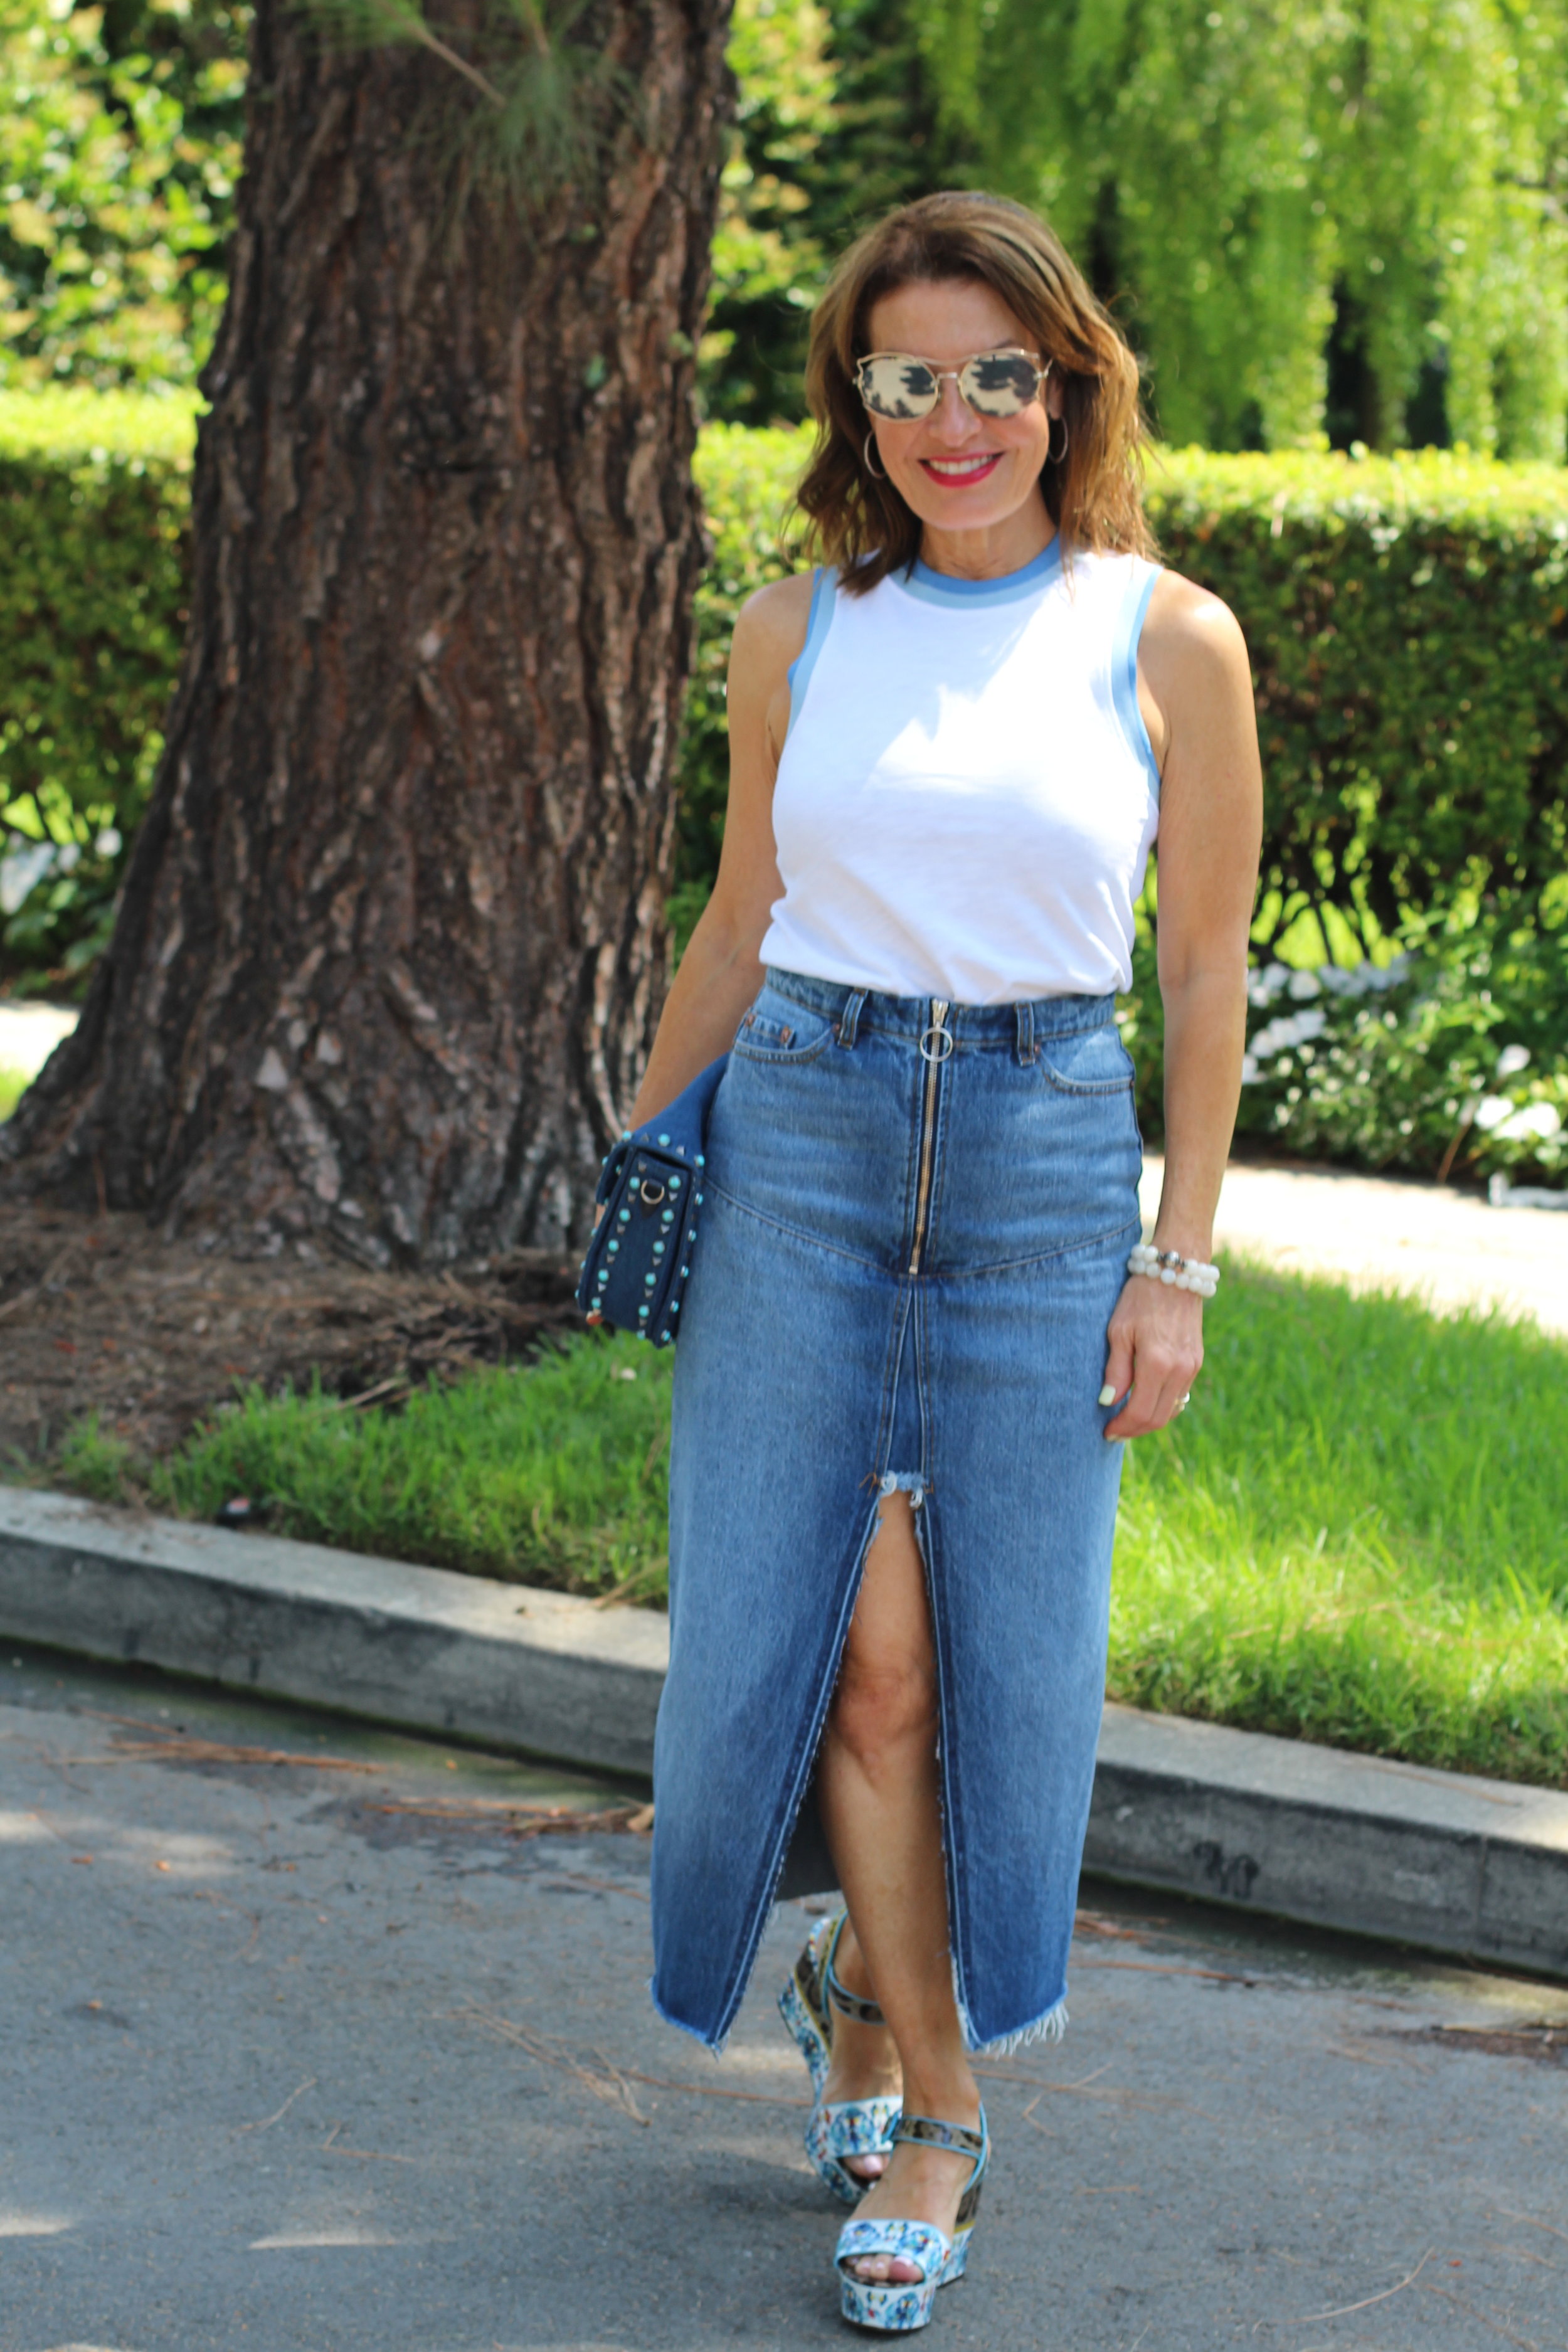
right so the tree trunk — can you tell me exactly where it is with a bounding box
[1,0,733,1266]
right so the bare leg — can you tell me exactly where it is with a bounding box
[817,1493,981,2284]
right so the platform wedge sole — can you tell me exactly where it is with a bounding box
[833,2110,988,2333]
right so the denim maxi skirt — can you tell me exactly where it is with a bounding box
[649,970,1143,2054]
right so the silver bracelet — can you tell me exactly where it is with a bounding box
[1128,1241,1219,1299]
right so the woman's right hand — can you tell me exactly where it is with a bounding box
[1099,1274,1204,1439]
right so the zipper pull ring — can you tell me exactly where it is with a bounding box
[919,1000,953,1063]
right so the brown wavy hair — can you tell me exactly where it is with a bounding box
[797,191,1155,593]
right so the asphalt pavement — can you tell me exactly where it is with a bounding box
[3,1650,1567,2352]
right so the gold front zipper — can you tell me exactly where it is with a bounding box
[908,999,951,1275]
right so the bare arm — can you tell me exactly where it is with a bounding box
[1102,571,1263,1439]
[625,571,815,1130]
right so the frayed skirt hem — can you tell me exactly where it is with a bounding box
[967,1990,1069,2058]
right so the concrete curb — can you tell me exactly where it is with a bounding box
[0,1486,665,1779]
[3,1485,1565,1979]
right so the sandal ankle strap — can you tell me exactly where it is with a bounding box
[824,1915,886,2027]
[892,2112,987,2164]
[825,1964,886,2027]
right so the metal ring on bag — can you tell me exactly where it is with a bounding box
[918,1025,954,1064]
[639,1180,667,1206]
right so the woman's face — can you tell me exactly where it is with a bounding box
[861,277,1059,541]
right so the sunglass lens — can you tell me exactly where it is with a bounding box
[958,352,1041,416]
[858,356,940,419]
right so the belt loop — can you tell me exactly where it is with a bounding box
[837,988,867,1050]
[1015,999,1036,1066]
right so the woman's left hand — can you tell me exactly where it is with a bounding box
[1099,1278,1204,1439]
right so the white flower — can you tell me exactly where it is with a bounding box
[1317,956,1409,998]
[1240,1053,1261,1085]
[1495,1042,1532,1079]
[1248,961,1293,1007]
[1494,1103,1562,1143]
[1287,968,1322,999]
[1474,1096,1513,1132]
[1250,1009,1328,1060]
[0,839,56,916]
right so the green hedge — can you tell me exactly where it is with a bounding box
[0,389,197,987]
[3,396,1564,1184]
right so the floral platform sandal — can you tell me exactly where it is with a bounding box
[834,2109,990,2334]
[779,1910,902,2205]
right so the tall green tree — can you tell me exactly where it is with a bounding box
[924,0,1568,456]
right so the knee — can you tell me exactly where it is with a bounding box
[829,1650,938,1776]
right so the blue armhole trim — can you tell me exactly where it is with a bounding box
[783,568,836,744]
[1111,564,1162,802]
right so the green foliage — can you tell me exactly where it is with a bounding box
[711,0,1568,455]
[56,1271,1568,1786]
[1152,447,1568,946]
[1236,920,1568,1184]
[0,0,246,391]
[702,0,837,423]
[51,1409,139,1498]
[675,420,807,908]
[150,1336,675,1597]
[0,386,196,990]
[702,0,967,423]
[11,0,1568,460]
[935,0,1568,459]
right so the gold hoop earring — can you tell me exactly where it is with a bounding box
[863,430,887,480]
[1049,413,1069,464]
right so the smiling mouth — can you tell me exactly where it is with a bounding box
[919,453,1004,483]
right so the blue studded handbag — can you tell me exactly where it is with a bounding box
[575,1054,728,1345]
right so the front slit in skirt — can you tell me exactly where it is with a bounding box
[649,968,1142,2053]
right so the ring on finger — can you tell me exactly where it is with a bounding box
[1177,1393,1192,1412]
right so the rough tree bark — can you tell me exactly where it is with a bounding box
[1,0,733,1264]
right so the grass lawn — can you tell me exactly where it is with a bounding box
[52,1258,1568,1789]
[0,1068,27,1123]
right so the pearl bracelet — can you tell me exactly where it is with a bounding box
[1127,1241,1220,1298]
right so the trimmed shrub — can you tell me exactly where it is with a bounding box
[1152,448,1568,953]
[0,389,197,988]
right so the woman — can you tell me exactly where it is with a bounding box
[620,191,1261,2332]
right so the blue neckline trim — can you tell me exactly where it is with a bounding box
[899,538,1065,607]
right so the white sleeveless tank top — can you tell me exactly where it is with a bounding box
[759,539,1162,1004]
